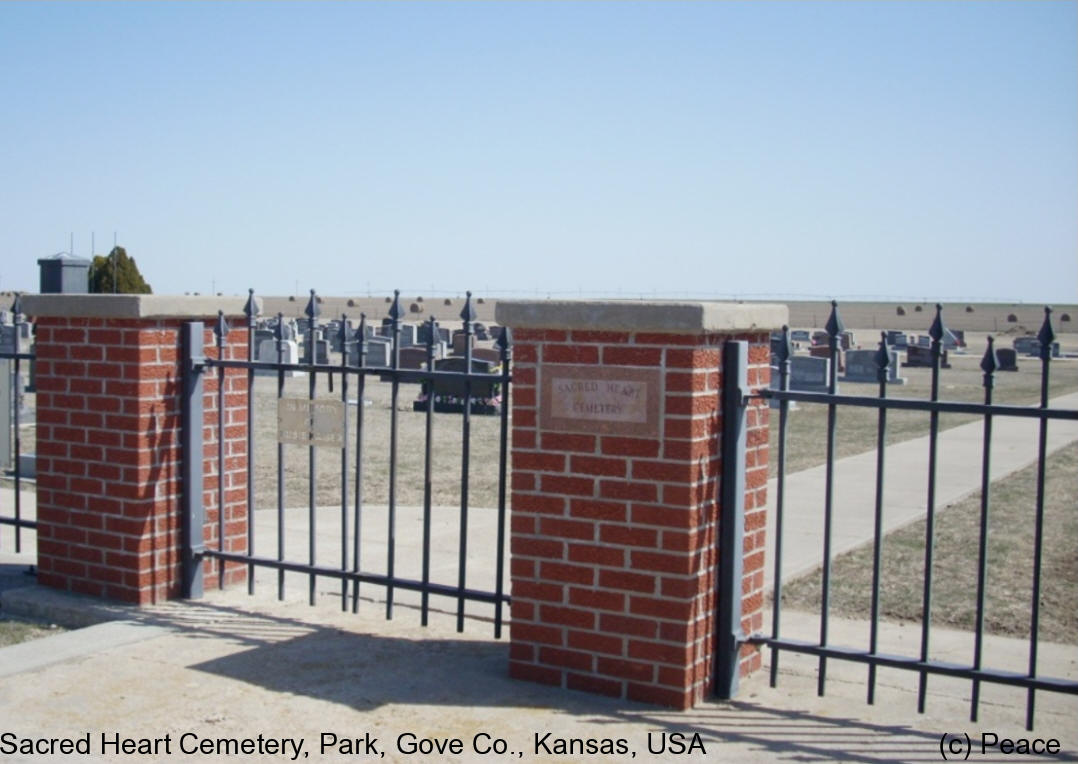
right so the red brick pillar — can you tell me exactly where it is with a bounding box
[23,295,252,604]
[495,300,784,708]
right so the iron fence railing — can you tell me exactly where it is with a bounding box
[0,294,36,553]
[183,290,512,638]
[747,302,1077,730]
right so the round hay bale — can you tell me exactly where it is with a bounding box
[347,299,356,308]
[385,296,392,303]
[288,295,296,302]
[444,298,453,306]
[896,306,906,316]
[914,305,923,312]
[477,297,485,304]
[316,295,323,304]
[409,302,423,314]
[416,296,423,302]
[1061,313,1071,323]
[1007,313,1018,323]
[965,305,974,313]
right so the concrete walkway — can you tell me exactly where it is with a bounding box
[0,582,1075,763]
[766,391,1078,582]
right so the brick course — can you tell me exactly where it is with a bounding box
[508,327,770,708]
[34,316,248,604]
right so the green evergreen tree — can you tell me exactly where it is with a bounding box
[88,246,152,294]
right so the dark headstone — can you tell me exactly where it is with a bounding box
[903,345,950,368]
[995,348,1019,371]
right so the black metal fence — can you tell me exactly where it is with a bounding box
[749,302,1077,730]
[0,294,36,554]
[182,290,512,638]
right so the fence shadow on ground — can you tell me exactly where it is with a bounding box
[109,596,1070,764]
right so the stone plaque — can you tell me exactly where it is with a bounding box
[540,365,660,437]
[277,398,345,448]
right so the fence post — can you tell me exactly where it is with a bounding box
[715,339,747,699]
[182,321,205,599]
[21,294,252,604]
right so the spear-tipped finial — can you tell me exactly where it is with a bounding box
[460,290,477,323]
[874,331,891,371]
[274,312,285,341]
[927,303,946,343]
[1037,307,1055,360]
[214,310,230,341]
[775,325,792,365]
[304,289,320,320]
[824,300,845,339]
[496,324,513,354]
[243,288,259,322]
[425,315,439,348]
[337,313,349,346]
[980,336,998,375]
[387,290,403,321]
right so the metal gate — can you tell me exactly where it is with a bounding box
[182,290,512,637]
[741,302,1077,729]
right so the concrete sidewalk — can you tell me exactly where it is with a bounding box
[0,582,1075,763]
[765,391,1078,582]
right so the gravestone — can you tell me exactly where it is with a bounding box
[885,330,909,349]
[790,329,811,344]
[942,329,962,352]
[474,323,489,341]
[254,329,275,353]
[789,356,830,393]
[766,365,798,410]
[904,345,950,368]
[1014,340,1061,358]
[412,356,501,415]
[256,339,302,377]
[0,325,14,355]
[995,348,1019,372]
[359,338,390,368]
[302,330,329,365]
[808,345,844,372]
[398,347,428,370]
[841,349,906,385]
[399,324,418,347]
[471,347,501,363]
[452,332,474,355]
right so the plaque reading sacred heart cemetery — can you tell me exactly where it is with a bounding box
[277,398,345,448]
[540,365,661,437]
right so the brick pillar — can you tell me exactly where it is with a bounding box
[23,295,252,604]
[495,300,784,709]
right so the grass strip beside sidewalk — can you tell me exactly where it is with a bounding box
[782,442,1078,645]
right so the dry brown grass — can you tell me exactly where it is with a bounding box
[0,615,64,646]
[780,442,1078,644]
[249,367,505,511]
[768,345,1078,476]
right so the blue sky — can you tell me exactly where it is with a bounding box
[2,1,1075,302]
